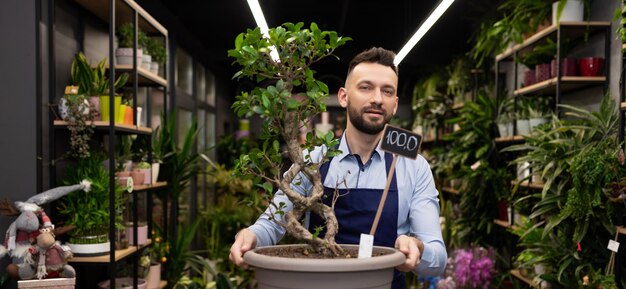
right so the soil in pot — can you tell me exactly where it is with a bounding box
[255,245,391,259]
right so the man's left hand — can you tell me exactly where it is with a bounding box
[394,234,423,272]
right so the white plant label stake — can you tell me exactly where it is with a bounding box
[608,239,620,253]
[358,125,422,258]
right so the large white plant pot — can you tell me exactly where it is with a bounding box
[67,241,110,256]
[552,0,584,23]
[146,263,161,289]
[244,244,405,289]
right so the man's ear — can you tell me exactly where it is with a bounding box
[338,87,348,108]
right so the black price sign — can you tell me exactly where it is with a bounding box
[380,125,422,159]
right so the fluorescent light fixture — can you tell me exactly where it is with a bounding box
[246,0,280,62]
[394,0,455,66]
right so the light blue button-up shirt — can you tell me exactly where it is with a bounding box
[248,134,447,276]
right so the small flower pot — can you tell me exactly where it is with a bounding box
[115,48,143,66]
[146,263,161,289]
[578,57,604,76]
[150,62,159,75]
[151,163,160,184]
[523,69,536,87]
[130,169,145,185]
[99,95,121,122]
[125,223,148,245]
[535,63,551,83]
[516,119,531,136]
[141,54,152,70]
[550,58,577,78]
[88,96,101,121]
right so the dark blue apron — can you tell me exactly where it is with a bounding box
[309,152,405,289]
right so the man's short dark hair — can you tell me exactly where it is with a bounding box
[346,47,398,78]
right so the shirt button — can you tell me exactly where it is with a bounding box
[361,168,365,172]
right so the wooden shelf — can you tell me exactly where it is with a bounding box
[510,269,539,288]
[620,102,626,110]
[513,76,606,96]
[441,187,460,195]
[511,180,544,190]
[68,239,151,264]
[494,219,520,231]
[622,43,626,50]
[134,181,167,192]
[158,280,167,289]
[496,22,611,61]
[113,65,167,87]
[54,120,152,135]
[74,0,167,35]
[495,135,524,143]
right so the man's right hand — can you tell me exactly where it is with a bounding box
[229,228,257,269]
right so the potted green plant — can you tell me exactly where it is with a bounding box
[58,152,124,256]
[138,31,151,70]
[116,22,143,66]
[228,22,404,288]
[146,37,166,75]
[70,52,129,122]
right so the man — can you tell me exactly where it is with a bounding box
[230,47,447,288]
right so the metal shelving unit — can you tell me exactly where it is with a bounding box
[49,0,169,288]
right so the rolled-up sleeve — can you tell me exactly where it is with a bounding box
[410,157,447,276]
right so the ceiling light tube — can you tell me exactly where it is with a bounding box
[246,0,280,62]
[394,0,455,66]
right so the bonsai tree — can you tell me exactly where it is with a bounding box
[228,22,350,255]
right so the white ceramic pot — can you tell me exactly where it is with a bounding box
[529,118,549,130]
[497,123,508,138]
[151,163,160,184]
[516,119,531,136]
[141,54,152,70]
[150,62,159,74]
[146,263,161,289]
[552,0,583,23]
[125,224,148,245]
[116,48,143,66]
[67,241,110,256]
[517,161,530,181]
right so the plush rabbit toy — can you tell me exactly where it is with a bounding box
[0,180,90,278]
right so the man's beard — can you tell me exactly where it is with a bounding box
[347,101,392,135]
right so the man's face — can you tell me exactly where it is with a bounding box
[339,62,398,135]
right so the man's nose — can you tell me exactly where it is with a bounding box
[370,89,383,103]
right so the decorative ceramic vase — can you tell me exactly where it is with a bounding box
[578,57,604,76]
[58,97,90,121]
[117,104,127,124]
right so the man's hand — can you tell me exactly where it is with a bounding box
[394,234,424,272]
[229,228,257,269]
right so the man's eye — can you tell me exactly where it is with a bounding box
[359,86,371,90]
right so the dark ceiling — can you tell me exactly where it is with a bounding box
[150,0,502,100]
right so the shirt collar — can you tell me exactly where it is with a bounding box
[337,133,384,162]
